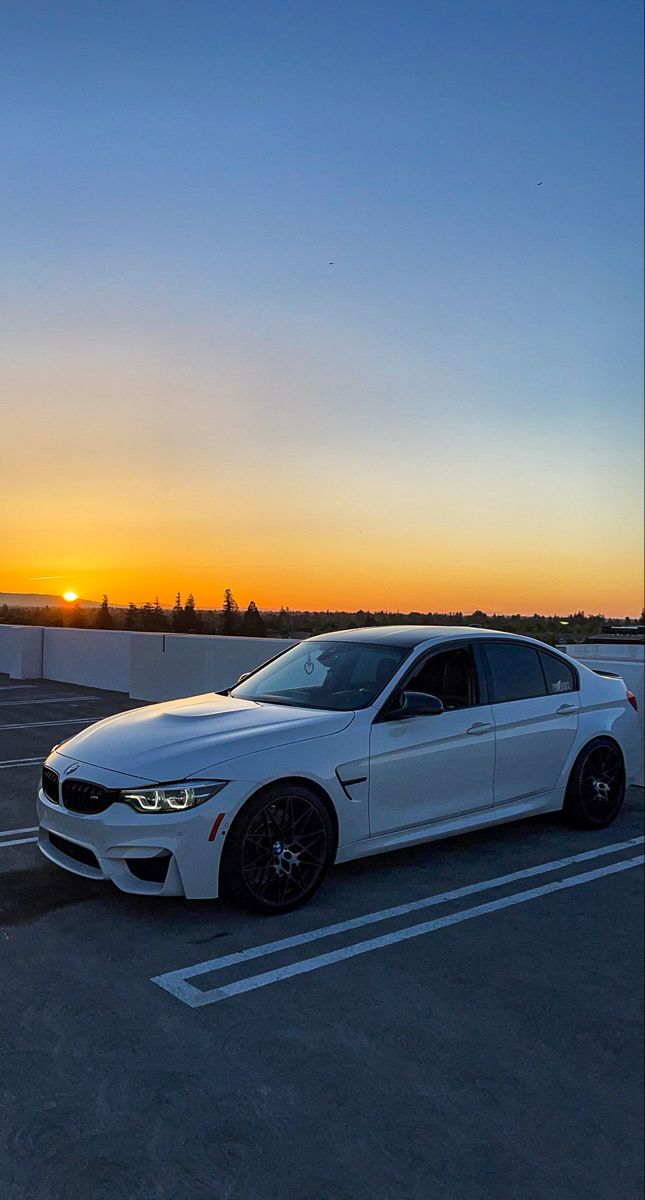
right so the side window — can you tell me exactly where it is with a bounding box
[540,653,577,695]
[407,647,478,710]
[484,643,547,703]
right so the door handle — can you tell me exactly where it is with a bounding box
[556,703,577,715]
[467,722,493,735]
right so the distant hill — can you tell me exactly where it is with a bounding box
[0,593,99,608]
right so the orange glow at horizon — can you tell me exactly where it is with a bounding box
[2,329,643,621]
[2,534,642,619]
[3,557,642,618]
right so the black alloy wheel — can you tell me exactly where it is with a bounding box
[563,738,626,829]
[220,784,334,913]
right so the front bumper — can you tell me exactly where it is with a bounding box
[37,769,253,899]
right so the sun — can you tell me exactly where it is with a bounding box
[63,591,78,602]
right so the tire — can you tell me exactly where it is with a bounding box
[219,782,335,914]
[563,737,626,830]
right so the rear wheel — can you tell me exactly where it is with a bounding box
[563,738,626,829]
[219,783,334,914]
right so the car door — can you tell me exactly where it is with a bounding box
[481,640,580,805]
[368,644,495,835]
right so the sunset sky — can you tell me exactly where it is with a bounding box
[2,1,643,615]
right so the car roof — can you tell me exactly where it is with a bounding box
[313,625,534,650]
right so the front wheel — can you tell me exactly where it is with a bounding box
[563,738,626,829]
[219,783,334,914]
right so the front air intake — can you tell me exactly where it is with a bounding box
[48,832,100,870]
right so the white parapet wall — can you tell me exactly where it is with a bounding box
[43,628,133,693]
[0,625,295,699]
[129,632,297,701]
[0,625,44,679]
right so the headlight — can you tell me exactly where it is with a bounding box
[120,781,227,814]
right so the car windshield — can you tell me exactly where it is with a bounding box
[230,640,410,711]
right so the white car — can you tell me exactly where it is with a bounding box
[37,627,639,914]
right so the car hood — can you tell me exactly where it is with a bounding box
[55,692,355,781]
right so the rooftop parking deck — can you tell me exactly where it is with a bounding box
[0,673,643,1200]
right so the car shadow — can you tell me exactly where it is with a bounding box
[5,789,641,930]
[0,863,107,927]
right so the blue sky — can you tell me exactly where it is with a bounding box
[2,1,643,613]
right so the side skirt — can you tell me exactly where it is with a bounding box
[335,791,564,865]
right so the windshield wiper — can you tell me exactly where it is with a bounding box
[248,694,335,710]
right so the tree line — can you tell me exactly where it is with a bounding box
[1,591,643,646]
[70,590,270,636]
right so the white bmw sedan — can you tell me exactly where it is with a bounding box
[37,627,639,914]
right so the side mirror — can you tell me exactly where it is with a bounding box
[386,690,445,720]
[236,671,252,685]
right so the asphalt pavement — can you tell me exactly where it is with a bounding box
[0,674,643,1200]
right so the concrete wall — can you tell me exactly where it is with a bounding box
[0,625,44,679]
[43,628,132,693]
[0,625,294,699]
[129,633,297,701]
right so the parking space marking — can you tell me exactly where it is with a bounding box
[0,696,104,707]
[154,855,645,1007]
[153,837,645,1007]
[0,826,38,837]
[0,685,37,691]
[0,757,44,769]
[0,835,38,849]
[0,717,98,731]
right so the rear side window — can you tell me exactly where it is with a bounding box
[540,653,577,695]
[484,643,547,703]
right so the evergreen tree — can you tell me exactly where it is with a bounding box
[241,600,266,637]
[68,601,85,629]
[124,602,139,630]
[276,606,292,635]
[184,593,199,632]
[220,588,240,635]
[153,597,166,630]
[140,601,156,631]
[172,592,185,632]
[93,594,114,630]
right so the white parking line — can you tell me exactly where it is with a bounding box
[152,837,645,1007]
[0,717,97,731]
[0,696,102,707]
[0,825,38,836]
[0,836,38,849]
[180,857,645,1007]
[0,685,36,691]
[0,757,44,769]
